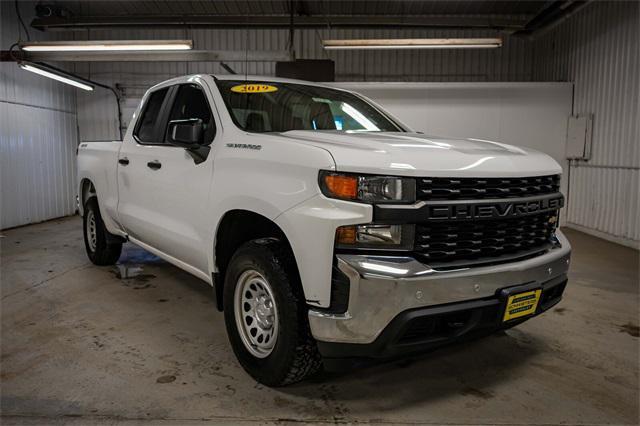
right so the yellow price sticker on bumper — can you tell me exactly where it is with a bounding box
[503,289,541,321]
[231,84,278,93]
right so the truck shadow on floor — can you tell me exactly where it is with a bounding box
[276,329,544,411]
[114,242,546,412]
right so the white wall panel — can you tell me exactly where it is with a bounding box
[534,1,639,247]
[0,102,78,229]
[1,1,79,229]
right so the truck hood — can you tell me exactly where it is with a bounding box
[277,131,562,177]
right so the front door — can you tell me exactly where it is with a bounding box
[117,79,218,274]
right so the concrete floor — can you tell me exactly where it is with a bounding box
[1,216,638,425]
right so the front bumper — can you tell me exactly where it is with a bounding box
[308,230,571,357]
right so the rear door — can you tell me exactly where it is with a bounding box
[117,79,218,274]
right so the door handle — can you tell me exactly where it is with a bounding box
[147,160,162,170]
[118,157,129,165]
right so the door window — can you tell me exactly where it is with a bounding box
[164,84,216,144]
[134,87,169,143]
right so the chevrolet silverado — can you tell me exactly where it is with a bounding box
[77,74,571,386]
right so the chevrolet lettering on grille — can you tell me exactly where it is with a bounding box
[426,195,564,221]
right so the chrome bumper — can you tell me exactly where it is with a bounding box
[308,230,571,344]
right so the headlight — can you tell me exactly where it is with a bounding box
[319,171,416,204]
[335,224,415,250]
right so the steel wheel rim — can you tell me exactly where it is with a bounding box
[234,269,278,358]
[86,210,97,252]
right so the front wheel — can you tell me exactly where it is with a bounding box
[83,197,122,266]
[223,238,322,386]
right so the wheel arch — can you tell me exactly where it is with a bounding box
[79,178,97,216]
[213,209,301,312]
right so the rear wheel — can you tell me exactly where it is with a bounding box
[83,197,122,265]
[223,238,322,386]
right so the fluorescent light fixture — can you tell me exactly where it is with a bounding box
[19,62,94,91]
[20,40,193,52]
[323,38,502,50]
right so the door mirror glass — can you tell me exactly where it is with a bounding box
[168,118,203,146]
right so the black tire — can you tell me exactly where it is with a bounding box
[83,197,122,266]
[223,238,322,386]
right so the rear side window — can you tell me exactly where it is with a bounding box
[164,84,216,144]
[135,88,169,143]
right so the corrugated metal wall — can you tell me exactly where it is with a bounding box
[73,6,638,246]
[0,1,79,229]
[534,1,639,247]
[2,1,637,245]
[301,28,534,82]
[79,27,534,81]
[75,27,535,141]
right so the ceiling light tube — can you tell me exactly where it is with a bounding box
[323,38,502,50]
[20,40,193,52]
[19,62,94,91]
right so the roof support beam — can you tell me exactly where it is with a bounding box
[512,0,591,38]
[31,14,530,31]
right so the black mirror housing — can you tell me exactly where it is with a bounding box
[168,118,203,145]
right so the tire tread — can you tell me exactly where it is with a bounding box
[224,238,322,386]
[84,197,122,266]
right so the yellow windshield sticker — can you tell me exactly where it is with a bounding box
[231,84,278,93]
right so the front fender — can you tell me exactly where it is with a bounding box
[275,195,372,308]
[206,134,336,281]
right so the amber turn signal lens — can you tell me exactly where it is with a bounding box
[335,225,357,245]
[324,174,358,199]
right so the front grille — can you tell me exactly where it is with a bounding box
[415,210,557,267]
[417,175,560,200]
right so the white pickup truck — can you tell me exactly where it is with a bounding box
[78,74,571,386]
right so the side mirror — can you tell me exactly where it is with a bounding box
[168,118,203,146]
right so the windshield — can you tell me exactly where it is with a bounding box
[215,80,404,133]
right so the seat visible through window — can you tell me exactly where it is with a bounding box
[245,112,266,132]
[309,102,336,130]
